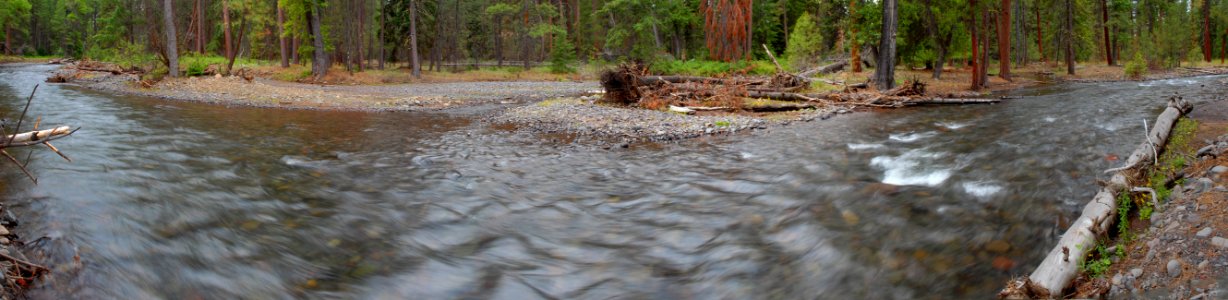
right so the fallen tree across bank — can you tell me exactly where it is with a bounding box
[1000,95,1192,299]
[599,64,1000,113]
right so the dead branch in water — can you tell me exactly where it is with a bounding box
[1,85,80,184]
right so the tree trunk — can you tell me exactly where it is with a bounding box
[358,0,366,71]
[309,0,329,80]
[1064,0,1074,75]
[980,9,990,87]
[197,0,206,54]
[1202,0,1211,62]
[874,0,898,90]
[3,26,10,55]
[163,0,179,77]
[278,6,289,68]
[849,0,862,73]
[1100,0,1114,65]
[1036,1,1044,62]
[226,1,247,74]
[997,0,1011,81]
[223,0,233,72]
[409,0,421,78]
[922,0,944,79]
[379,4,386,70]
[494,16,504,67]
[970,0,981,89]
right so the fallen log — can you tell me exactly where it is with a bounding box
[799,61,847,77]
[745,103,816,112]
[1001,95,1192,299]
[906,98,999,105]
[4,126,73,145]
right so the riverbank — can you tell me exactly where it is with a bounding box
[33,59,1228,143]
[1088,81,1228,299]
[1014,76,1228,299]
[45,63,596,112]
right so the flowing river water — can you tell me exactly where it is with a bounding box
[0,63,1223,299]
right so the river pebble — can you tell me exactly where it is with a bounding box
[1197,227,1213,237]
[1213,237,1228,248]
[1168,259,1183,277]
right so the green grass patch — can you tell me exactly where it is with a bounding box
[649,59,777,77]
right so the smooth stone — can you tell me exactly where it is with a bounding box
[1213,236,1228,248]
[0,226,9,236]
[1168,259,1183,277]
[1132,268,1144,277]
[1199,260,1209,270]
[1197,227,1213,237]
[1212,166,1228,174]
[1112,273,1124,285]
[985,240,1011,253]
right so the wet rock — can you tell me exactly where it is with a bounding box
[1132,268,1144,277]
[840,210,860,225]
[1168,259,1182,277]
[1189,178,1214,194]
[985,240,1011,253]
[1197,227,1213,237]
[1213,166,1228,174]
[1213,237,1228,248]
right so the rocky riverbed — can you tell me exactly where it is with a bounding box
[489,97,850,143]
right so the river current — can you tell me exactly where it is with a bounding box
[0,64,1223,299]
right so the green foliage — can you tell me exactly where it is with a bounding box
[650,59,777,76]
[784,13,822,71]
[1081,243,1116,278]
[714,120,731,127]
[1117,188,1132,236]
[183,55,210,77]
[548,33,577,73]
[1124,52,1148,79]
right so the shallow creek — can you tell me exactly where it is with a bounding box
[0,63,1223,298]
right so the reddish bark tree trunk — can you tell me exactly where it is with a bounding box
[1202,0,1212,62]
[998,0,1011,81]
[970,0,981,89]
[849,0,862,72]
[197,0,205,54]
[223,0,233,67]
[1101,0,1114,65]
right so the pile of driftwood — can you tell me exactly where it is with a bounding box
[599,63,999,114]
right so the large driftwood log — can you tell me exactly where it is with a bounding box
[1002,96,1192,299]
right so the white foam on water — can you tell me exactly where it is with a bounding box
[870,150,952,186]
[962,181,1003,197]
[937,122,969,130]
[888,131,937,143]
[1043,117,1057,123]
[847,143,885,150]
